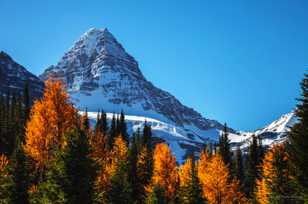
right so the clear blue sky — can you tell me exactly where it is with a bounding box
[0,0,307,131]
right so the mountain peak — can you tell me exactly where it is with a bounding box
[0,51,12,60]
[40,28,225,132]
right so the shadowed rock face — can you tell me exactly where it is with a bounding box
[0,51,44,99]
[40,28,226,131]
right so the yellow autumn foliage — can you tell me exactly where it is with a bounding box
[198,153,248,204]
[24,80,77,170]
[95,136,128,194]
[255,144,291,204]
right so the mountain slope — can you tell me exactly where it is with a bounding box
[40,28,225,132]
[0,51,44,98]
[229,111,298,149]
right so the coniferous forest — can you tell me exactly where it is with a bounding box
[0,74,308,204]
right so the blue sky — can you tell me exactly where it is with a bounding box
[0,0,307,130]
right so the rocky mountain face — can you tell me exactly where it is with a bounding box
[40,28,225,131]
[0,51,44,98]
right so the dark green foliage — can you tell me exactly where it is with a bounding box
[146,185,167,204]
[0,91,28,156]
[107,113,117,150]
[28,153,67,204]
[288,73,308,201]
[100,110,108,134]
[107,161,133,204]
[11,142,30,204]
[128,125,154,203]
[269,145,297,204]
[62,129,95,204]
[178,155,207,204]
[244,134,263,197]
[128,134,139,201]
[119,111,128,145]
[0,157,14,204]
[142,121,153,151]
[23,81,30,121]
[234,147,244,185]
[82,109,90,131]
[218,123,232,169]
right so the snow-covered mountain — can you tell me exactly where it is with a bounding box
[40,28,226,132]
[0,51,44,98]
[39,27,298,161]
[229,112,298,150]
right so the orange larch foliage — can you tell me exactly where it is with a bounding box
[95,136,128,194]
[24,80,77,170]
[198,153,248,204]
[179,157,193,188]
[255,144,291,204]
[90,129,107,163]
[148,143,179,201]
[0,154,9,173]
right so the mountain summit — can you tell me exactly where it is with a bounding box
[40,28,224,132]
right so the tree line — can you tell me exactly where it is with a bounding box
[0,74,308,203]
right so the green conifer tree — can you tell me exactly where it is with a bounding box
[62,129,95,204]
[234,147,244,186]
[288,73,308,201]
[107,161,132,204]
[244,134,262,197]
[11,142,30,204]
[218,123,232,169]
[178,155,207,204]
[0,155,14,204]
[146,185,167,204]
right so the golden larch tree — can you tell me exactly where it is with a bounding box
[24,80,77,170]
[95,135,128,199]
[148,143,179,202]
[255,144,293,204]
[198,153,248,204]
[179,157,194,188]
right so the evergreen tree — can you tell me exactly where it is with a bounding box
[94,110,101,135]
[107,113,117,150]
[136,146,153,202]
[146,185,167,204]
[178,155,206,204]
[218,123,232,170]
[288,73,308,201]
[244,134,262,197]
[128,134,139,202]
[256,144,296,204]
[82,108,90,132]
[119,111,128,145]
[11,142,30,204]
[107,160,133,204]
[142,122,153,151]
[62,129,95,204]
[28,153,67,204]
[0,154,14,204]
[234,147,244,185]
[100,110,108,134]
[23,81,30,121]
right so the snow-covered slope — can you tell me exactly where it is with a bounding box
[40,28,227,133]
[229,112,298,149]
[85,111,222,163]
